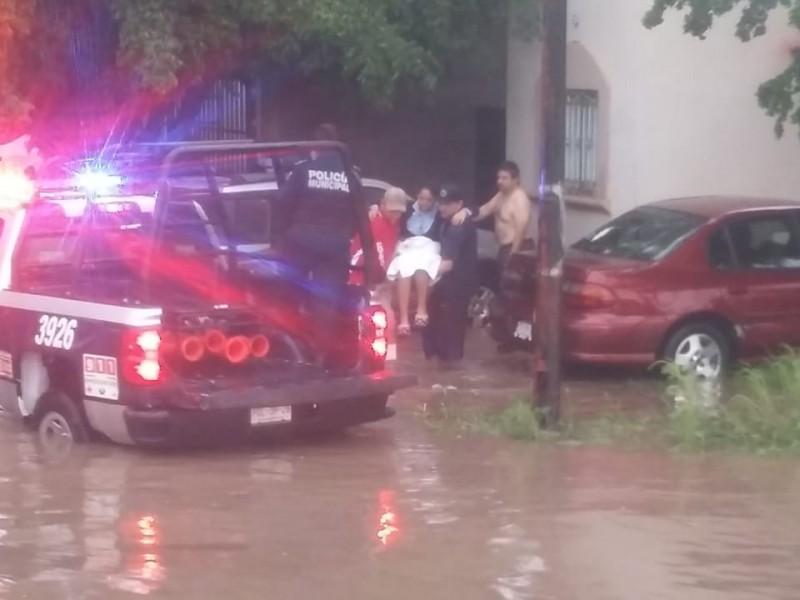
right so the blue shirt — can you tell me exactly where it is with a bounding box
[405,204,437,237]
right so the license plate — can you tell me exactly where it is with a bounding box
[513,321,533,341]
[250,406,292,426]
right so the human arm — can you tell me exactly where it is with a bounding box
[509,193,532,253]
[350,175,383,285]
[452,194,499,225]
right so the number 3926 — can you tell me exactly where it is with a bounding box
[34,315,78,350]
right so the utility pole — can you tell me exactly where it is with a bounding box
[533,0,567,427]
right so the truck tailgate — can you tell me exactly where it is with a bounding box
[157,367,416,410]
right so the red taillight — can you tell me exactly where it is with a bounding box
[563,281,615,310]
[364,306,388,361]
[121,329,166,386]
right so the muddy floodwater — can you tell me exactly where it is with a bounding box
[2,412,800,599]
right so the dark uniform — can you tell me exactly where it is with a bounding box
[422,214,478,364]
[279,148,378,363]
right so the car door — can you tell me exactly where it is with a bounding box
[708,210,800,355]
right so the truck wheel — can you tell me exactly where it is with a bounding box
[36,391,89,452]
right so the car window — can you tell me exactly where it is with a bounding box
[363,185,387,208]
[222,194,272,246]
[727,214,800,269]
[573,207,704,261]
[17,203,81,268]
[707,228,735,269]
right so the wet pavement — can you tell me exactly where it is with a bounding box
[3,415,800,598]
[2,334,800,599]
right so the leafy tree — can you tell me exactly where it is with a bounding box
[0,0,539,136]
[644,0,800,137]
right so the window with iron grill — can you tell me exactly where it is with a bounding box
[565,89,598,195]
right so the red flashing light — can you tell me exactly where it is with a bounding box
[371,309,388,331]
[122,329,165,386]
[0,170,35,209]
[364,306,389,363]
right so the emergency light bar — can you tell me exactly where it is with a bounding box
[74,168,122,195]
[0,170,35,209]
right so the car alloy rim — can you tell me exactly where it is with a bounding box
[469,287,494,322]
[673,333,722,380]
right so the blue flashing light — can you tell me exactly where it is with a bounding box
[74,168,123,195]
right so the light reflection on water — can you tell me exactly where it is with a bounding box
[0,417,798,598]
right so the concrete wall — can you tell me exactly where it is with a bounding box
[261,37,507,201]
[507,1,800,244]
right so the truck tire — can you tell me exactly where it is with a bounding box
[36,390,89,449]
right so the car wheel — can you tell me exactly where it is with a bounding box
[468,285,495,325]
[36,391,89,459]
[662,323,731,381]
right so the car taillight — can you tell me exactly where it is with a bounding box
[121,329,165,386]
[364,306,389,361]
[563,281,615,310]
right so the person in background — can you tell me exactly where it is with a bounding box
[349,187,407,285]
[349,187,408,360]
[386,186,442,335]
[453,160,533,266]
[422,185,477,369]
[279,123,379,367]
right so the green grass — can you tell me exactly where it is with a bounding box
[421,349,800,456]
[420,398,546,441]
[663,349,800,455]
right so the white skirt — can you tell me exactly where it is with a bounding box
[386,236,441,281]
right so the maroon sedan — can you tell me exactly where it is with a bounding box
[562,196,800,378]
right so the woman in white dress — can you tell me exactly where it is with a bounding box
[386,186,442,335]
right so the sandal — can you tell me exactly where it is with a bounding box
[414,314,429,328]
[398,324,411,336]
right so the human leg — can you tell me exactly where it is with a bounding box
[421,288,444,360]
[413,270,431,327]
[373,282,397,360]
[310,248,352,366]
[396,276,412,334]
[435,290,470,365]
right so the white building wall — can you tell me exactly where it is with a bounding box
[507,1,800,244]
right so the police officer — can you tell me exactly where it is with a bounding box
[279,124,379,367]
[422,185,478,369]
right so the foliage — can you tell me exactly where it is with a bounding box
[424,351,800,456]
[0,0,37,132]
[0,0,541,129]
[643,0,800,137]
[662,350,800,454]
[421,397,545,441]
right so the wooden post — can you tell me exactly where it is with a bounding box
[533,0,567,426]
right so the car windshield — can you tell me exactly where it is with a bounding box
[573,206,704,261]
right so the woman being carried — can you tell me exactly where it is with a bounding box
[386,186,442,335]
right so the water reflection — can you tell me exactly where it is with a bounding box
[0,416,798,598]
[377,490,399,546]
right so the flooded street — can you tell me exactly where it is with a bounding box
[2,410,800,599]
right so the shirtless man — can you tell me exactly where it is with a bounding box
[455,161,533,265]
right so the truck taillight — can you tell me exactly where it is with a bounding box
[364,306,388,361]
[121,329,165,386]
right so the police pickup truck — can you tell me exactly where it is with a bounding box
[0,141,414,448]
